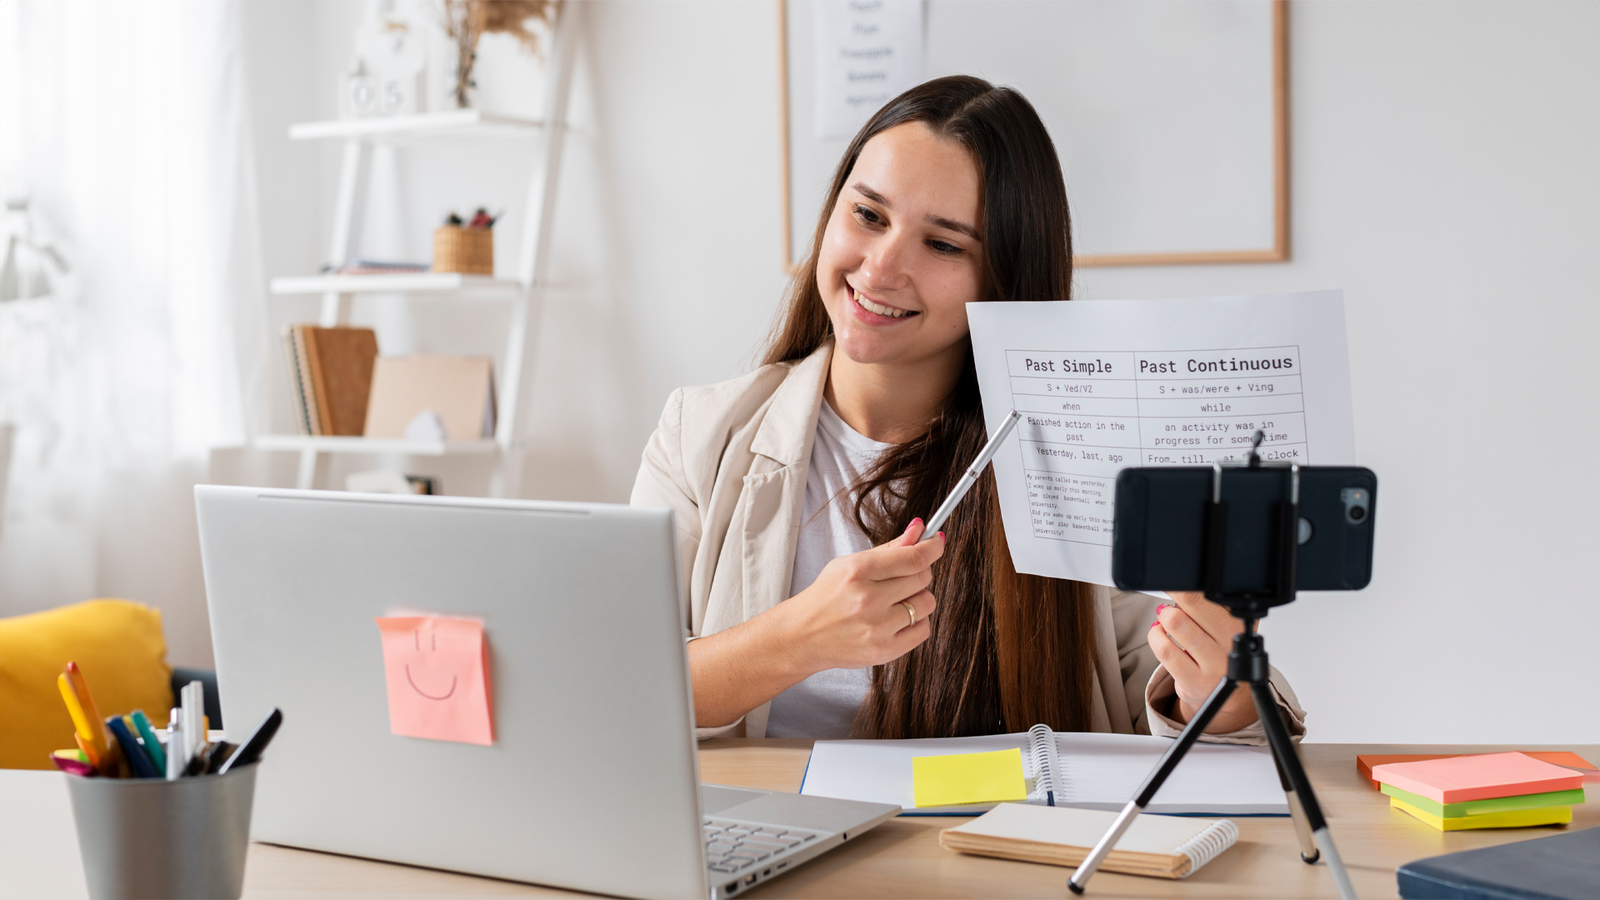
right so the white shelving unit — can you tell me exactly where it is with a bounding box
[254,435,499,457]
[286,108,542,142]
[268,272,523,297]
[254,6,581,497]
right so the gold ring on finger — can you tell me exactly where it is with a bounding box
[899,599,916,627]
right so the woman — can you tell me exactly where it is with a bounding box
[632,76,1304,743]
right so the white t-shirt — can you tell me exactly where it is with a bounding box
[764,401,892,739]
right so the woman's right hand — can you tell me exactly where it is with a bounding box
[686,517,944,728]
[777,518,945,672]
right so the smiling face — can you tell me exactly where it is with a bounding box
[816,122,986,372]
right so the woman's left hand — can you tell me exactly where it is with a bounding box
[1148,592,1259,734]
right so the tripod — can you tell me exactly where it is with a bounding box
[1067,455,1358,899]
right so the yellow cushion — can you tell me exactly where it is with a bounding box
[0,599,173,769]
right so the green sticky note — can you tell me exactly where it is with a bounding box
[912,748,1028,808]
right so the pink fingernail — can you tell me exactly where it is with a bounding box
[1156,603,1169,613]
[937,531,945,541]
[1150,621,1159,629]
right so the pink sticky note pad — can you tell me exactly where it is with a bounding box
[375,616,493,746]
[1370,751,1585,804]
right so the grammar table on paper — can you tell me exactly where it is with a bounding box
[3,740,1595,898]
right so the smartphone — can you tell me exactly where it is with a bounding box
[1111,466,1376,594]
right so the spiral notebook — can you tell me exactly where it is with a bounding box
[801,724,1289,815]
[940,803,1239,879]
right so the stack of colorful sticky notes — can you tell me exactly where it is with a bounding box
[1356,751,1596,789]
[1370,752,1586,831]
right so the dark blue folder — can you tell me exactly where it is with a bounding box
[1397,826,1600,899]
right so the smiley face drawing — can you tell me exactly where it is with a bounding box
[375,615,494,746]
[405,628,457,700]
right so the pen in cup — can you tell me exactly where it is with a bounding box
[218,708,282,775]
[166,709,184,780]
[60,663,121,776]
[130,710,167,773]
[105,716,158,779]
[182,681,204,769]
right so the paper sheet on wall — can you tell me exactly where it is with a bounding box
[813,0,925,140]
[968,291,1356,586]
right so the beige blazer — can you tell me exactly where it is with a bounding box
[631,341,1306,744]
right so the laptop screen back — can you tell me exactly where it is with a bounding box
[197,486,705,899]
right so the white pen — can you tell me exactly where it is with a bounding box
[185,681,205,771]
[166,708,183,780]
[919,408,1023,541]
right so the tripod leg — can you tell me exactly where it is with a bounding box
[1249,681,1358,900]
[1067,676,1237,895]
[1266,734,1320,863]
[1285,788,1321,864]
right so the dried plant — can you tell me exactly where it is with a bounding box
[437,0,556,108]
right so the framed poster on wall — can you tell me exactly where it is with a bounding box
[778,0,1288,270]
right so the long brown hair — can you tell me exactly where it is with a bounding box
[764,75,1097,738]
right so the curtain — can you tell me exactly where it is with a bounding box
[0,0,267,658]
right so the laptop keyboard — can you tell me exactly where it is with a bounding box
[703,818,819,875]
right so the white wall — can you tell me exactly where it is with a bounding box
[218,0,1598,743]
[1085,1,1600,743]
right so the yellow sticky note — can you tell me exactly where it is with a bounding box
[912,748,1028,808]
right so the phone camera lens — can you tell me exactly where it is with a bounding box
[1340,487,1372,525]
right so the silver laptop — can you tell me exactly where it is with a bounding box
[196,486,896,899]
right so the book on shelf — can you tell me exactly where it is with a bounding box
[281,325,380,437]
[283,327,316,435]
[363,356,497,442]
[325,259,432,275]
[346,470,440,495]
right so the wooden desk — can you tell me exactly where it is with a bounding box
[5,742,1595,898]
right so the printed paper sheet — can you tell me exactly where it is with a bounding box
[968,291,1356,586]
[813,0,925,140]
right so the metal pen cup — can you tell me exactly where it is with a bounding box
[65,763,258,900]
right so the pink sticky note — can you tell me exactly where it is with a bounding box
[375,616,493,746]
[1370,752,1585,804]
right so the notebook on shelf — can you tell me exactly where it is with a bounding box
[800,724,1289,816]
[940,803,1239,880]
[281,325,380,436]
[363,355,496,441]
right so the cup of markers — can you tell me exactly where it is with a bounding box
[53,661,282,900]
